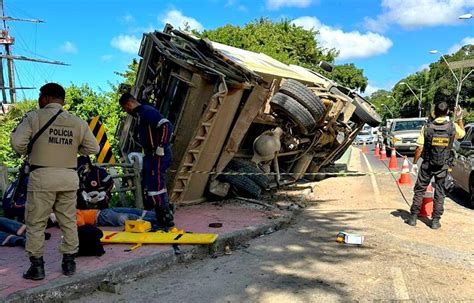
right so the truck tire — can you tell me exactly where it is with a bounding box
[270,92,316,135]
[219,170,262,199]
[352,95,382,127]
[279,79,325,122]
[226,159,269,189]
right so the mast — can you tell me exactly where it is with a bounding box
[0,0,68,104]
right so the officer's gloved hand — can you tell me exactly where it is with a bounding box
[411,164,419,175]
[155,146,165,156]
[81,191,91,202]
[454,106,464,121]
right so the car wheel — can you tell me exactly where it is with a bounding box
[279,79,326,122]
[218,170,262,199]
[352,95,382,127]
[270,92,316,135]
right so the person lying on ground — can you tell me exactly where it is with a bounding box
[76,207,158,227]
[77,155,114,210]
[0,217,50,247]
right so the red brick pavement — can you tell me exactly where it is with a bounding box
[0,202,283,299]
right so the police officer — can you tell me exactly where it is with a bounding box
[406,102,465,229]
[118,93,175,230]
[10,83,99,280]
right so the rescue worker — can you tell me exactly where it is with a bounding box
[77,155,114,210]
[406,102,465,229]
[10,83,99,280]
[118,93,175,230]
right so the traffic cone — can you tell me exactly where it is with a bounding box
[379,144,387,160]
[361,142,368,154]
[374,143,380,157]
[419,183,434,217]
[397,156,412,185]
[388,148,398,170]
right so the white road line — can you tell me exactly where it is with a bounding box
[390,267,410,300]
[361,152,381,204]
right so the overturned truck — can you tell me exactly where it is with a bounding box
[118,25,381,205]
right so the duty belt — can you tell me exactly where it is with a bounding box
[30,165,77,172]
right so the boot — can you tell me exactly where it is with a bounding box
[405,214,417,226]
[23,256,45,280]
[62,254,76,276]
[431,218,441,229]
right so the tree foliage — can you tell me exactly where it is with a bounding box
[0,84,125,168]
[370,45,474,122]
[200,19,368,91]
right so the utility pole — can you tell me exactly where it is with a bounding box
[419,87,423,118]
[0,0,68,104]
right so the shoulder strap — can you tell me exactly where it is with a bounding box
[27,109,63,154]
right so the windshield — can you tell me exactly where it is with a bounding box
[359,131,370,135]
[393,120,425,132]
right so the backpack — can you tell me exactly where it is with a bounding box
[2,178,28,222]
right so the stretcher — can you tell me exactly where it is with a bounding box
[101,230,218,245]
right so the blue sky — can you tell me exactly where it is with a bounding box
[5,0,474,100]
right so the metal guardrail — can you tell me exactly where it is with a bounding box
[0,161,143,208]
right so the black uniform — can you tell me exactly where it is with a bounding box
[410,120,455,219]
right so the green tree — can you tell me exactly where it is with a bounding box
[0,100,37,168]
[200,19,367,91]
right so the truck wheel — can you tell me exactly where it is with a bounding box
[219,170,262,199]
[352,95,382,127]
[279,79,325,122]
[226,159,269,189]
[270,92,316,135]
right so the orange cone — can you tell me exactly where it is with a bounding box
[397,156,412,185]
[374,143,380,157]
[388,148,398,170]
[361,142,368,154]
[419,183,434,217]
[379,144,387,160]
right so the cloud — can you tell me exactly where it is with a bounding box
[160,9,204,31]
[418,63,431,71]
[60,41,78,54]
[101,55,113,62]
[226,0,247,11]
[122,14,134,24]
[110,35,141,54]
[292,16,393,60]
[448,37,474,54]
[266,0,312,10]
[364,0,474,32]
[362,82,383,96]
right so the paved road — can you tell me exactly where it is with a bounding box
[75,146,474,302]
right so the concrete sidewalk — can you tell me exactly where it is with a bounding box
[1,201,296,302]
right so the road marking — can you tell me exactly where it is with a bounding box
[361,152,381,204]
[390,267,410,300]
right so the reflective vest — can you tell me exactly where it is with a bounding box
[423,121,455,167]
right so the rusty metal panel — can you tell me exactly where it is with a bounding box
[180,88,244,203]
[167,74,215,189]
[170,80,245,204]
[214,84,271,173]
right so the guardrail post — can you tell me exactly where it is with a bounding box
[132,160,144,209]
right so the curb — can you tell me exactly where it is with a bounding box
[4,213,296,303]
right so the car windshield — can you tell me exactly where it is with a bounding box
[393,120,425,132]
[359,131,370,135]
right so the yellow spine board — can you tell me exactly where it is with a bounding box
[101,230,218,245]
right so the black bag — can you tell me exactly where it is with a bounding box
[12,109,63,203]
[77,224,105,256]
